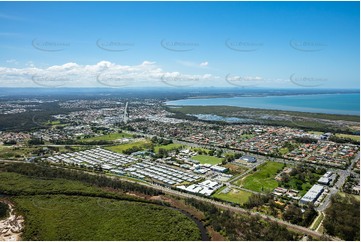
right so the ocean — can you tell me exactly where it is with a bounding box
[166,93,360,115]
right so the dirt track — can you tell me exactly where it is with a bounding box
[0,200,24,241]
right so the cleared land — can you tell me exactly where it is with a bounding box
[223,163,248,175]
[213,187,252,205]
[0,146,37,160]
[15,195,201,241]
[192,155,223,165]
[83,132,133,141]
[105,139,152,153]
[335,133,360,142]
[237,162,284,193]
[154,143,184,153]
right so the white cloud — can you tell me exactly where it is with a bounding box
[200,61,208,67]
[177,60,209,68]
[6,59,19,65]
[0,61,218,88]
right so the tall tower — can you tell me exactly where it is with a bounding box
[123,102,129,124]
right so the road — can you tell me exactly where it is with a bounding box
[317,151,360,211]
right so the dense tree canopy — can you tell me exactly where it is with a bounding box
[323,194,360,241]
[0,202,9,219]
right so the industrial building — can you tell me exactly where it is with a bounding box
[177,180,222,196]
[239,155,257,163]
[318,177,330,185]
[318,171,333,185]
[300,184,324,204]
[211,165,228,173]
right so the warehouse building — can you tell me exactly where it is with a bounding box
[240,155,257,163]
[211,165,228,173]
[300,184,324,204]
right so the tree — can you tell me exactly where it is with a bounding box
[283,204,302,224]
[323,194,360,241]
[0,202,9,219]
[4,140,16,145]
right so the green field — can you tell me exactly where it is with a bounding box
[279,148,289,155]
[240,134,255,140]
[191,147,211,154]
[238,162,284,193]
[335,133,360,142]
[83,132,133,141]
[0,146,37,159]
[213,187,252,205]
[192,155,223,165]
[308,131,360,142]
[47,120,61,125]
[154,143,184,153]
[15,195,201,241]
[105,139,152,153]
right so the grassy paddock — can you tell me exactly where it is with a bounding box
[191,155,223,165]
[239,162,284,193]
[154,143,184,153]
[83,132,133,142]
[335,133,360,142]
[105,140,151,153]
[213,187,252,205]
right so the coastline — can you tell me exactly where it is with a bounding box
[165,93,360,116]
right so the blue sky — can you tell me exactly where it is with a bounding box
[0,1,359,88]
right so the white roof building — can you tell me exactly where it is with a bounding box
[300,184,324,204]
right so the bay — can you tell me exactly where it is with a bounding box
[166,93,360,115]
